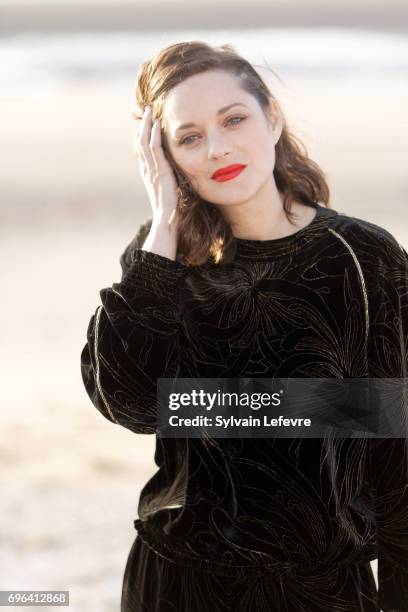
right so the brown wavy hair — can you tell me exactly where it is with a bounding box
[132,41,330,266]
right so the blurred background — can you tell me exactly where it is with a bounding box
[1,0,407,609]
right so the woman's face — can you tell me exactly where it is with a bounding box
[162,70,282,207]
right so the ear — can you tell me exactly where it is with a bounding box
[266,98,283,145]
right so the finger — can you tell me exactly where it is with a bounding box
[131,117,142,157]
[150,118,168,171]
[133,106,150,165]
[131,122,145,159]
[130,102,143,121]
[139,106,155,168]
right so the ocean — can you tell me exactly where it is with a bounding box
[1,27,408,96]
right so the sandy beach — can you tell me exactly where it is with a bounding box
[1,15,408,610]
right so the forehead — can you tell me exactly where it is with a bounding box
[163,70,252,127]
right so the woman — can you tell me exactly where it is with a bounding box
[80,41,408,611]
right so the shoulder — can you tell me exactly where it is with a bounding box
[329,207,407,270]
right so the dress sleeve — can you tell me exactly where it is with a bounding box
[80,223,186,435]
[367,242,408,611]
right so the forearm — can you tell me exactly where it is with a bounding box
[81,244,186,434]
[142,212,179,262]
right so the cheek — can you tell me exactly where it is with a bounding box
[248,135,276,174]
[253,127,274,151]
[261,129,276,163]
[243,124,274,154]
[176,153,203,179]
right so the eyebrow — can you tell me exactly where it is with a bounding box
[174,103,248,133]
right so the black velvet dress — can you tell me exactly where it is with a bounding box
[80,202,408,611]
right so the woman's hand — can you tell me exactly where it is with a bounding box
[131,105,180,261]
[132,105,180,227]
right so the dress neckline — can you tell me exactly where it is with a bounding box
[233,202,338,260]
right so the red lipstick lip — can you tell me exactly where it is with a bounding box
[211,164,247,180]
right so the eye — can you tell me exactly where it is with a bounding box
[180,116,246,146]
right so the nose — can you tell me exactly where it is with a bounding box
[207,133,232,160]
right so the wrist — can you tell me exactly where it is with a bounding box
[151,211,179,233]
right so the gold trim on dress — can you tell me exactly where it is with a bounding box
[328,228,369,344]
[94,304,119,424]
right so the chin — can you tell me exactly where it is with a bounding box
[206,183,259,206]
